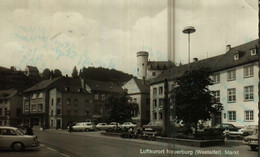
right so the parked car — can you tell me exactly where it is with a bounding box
[72,122,95,131]
[96,123,111,130]
[244,129,258,150]
[205,123,240,132]
[143,121,163,132]
[121,122,137,129]
[0,126,39,151]
[241,125,258,136]
[108,122,122,130]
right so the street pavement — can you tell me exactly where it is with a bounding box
[1,129,258,157]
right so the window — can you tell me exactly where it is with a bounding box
[137,68,139,72]
[228,111,236,121]
[51,110,53,115]
[57,98,61,105]
[50,119,54,126]
[213,91,220,102]
[25,104,29,111]
[142,63,144,66]
[38,104,43,111]
[227,88,236,102]
[234,53,239,60]
[57,109,61,115]
[31,104,36,111]
[153,99,157,108]
[86,110,89,116]
[159,112,163,120]
[244,86,254,101]
[133,98,137,103]
[16,109,21,115]
[152,72,156,76]
[38,92,43,98]
[227,70,236,81]
[67,98,71,105]
[244,66,254,78]
[101,94,105,100]
[159,87,163,95]
[159,99,164,108]
[251,49,256,56]
[129,97,133,103]
[32,94,37,99]
[94,94,99,100]
[245,110,253,121]
[153,87,157,95]
[212,73,220,84]
[74,99,78,105]
[51,98,54,106]
[0,108,2,116]
[153,112,157,120]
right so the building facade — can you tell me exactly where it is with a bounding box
[0,89,23,126]
[122,77,150,127]
[149,39,258,128]
[85,79,124,124]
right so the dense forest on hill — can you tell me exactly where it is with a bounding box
[79,67,133,84]
[0,66,41,91]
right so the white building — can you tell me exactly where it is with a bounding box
[148,39,258,128]
[122,77,150,127]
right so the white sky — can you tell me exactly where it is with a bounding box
[0,0,258,76]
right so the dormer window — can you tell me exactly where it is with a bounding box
[234,53,239,60]
[250,49,256,56]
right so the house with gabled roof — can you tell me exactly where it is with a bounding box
[149,39,258,128]
[122,77,150,127]
[23,76,92,129]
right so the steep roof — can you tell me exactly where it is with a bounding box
[133,77,149,94]
[85,79,124,93]
[24,77,61,93]
[0,89,18,99]
[150,39,258,85]
[55,77,89,94]
[147,61,176,70]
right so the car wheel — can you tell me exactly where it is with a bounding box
[12,142,24,151]
[85,128,89,132]
[250,145,257,151]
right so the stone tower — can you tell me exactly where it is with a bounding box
[136,51,149,79]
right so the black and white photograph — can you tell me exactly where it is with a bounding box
[0,0,258,156]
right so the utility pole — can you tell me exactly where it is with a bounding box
[163,79,170,137]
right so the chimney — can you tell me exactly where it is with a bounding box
[226,45,231,53]
[193,58,198,62]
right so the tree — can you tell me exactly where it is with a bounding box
[72,66,78,78]
[106,92,134,124]
[42,68,51,80]
[171,67,223,134]
[53,69,62,78]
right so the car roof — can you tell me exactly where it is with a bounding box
[0,126,17,129]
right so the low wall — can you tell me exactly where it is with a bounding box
[156,137,225,147]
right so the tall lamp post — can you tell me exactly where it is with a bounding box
[183,26,196,71]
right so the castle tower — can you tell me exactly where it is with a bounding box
[136,51,149,79]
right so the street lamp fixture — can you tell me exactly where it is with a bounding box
[183,26,196,71]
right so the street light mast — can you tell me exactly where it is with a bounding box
[183,26,196,71]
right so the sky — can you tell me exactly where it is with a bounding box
[0,0,258,76]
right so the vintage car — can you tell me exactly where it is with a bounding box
[241,125,258,136]
[244,129,258,151]
[108,122,122,129]
[143,121,163,132]
[0,126,39,151]
[121,122,137,129]
[96,123,111,130]
[72,122,95,131]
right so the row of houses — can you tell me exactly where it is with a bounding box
[0,39,258,129]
